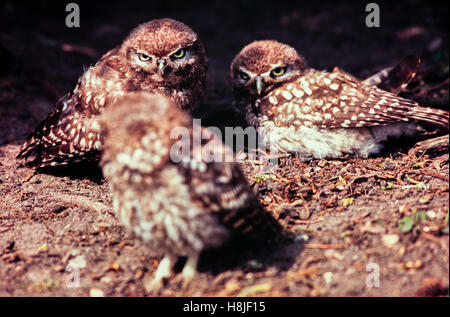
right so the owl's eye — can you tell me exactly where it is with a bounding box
[171,48,186,60]
[237,71,250,81]
[270,67,287,78]
[138,53,151,62]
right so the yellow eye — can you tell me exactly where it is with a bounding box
[138,53,151,62]
[171,48,186,59]
[271,67,287,77]
[238,71,250,81]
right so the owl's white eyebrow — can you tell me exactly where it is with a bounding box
[169,44,193,56]
[237,67,256,77]
[136,50,153,56]
[259,64,288,77]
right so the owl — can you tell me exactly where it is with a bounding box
[17,18,207,168]
[99,92,285,289]
[231,40,448,161]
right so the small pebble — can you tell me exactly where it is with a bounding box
[90,288,104,297]
[323,272,333,284]
[68,255,87,269]
[382,234,399,248]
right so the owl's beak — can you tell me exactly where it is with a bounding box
[255,76,264,96]
[157,58,166,76]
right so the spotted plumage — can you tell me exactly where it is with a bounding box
[17,18,207,168]
[99,92,284,289]
[231,40,449,160]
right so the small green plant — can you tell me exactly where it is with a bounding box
[381,182,394,190]
[254,174,277,183]
[398,216,414,233]
[341,197,354,207]
[415,182,429,190]
[294,226,312,234]
[412,210,427,221]
[336,176,347,191]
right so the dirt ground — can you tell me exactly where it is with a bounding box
[0,1,448,297]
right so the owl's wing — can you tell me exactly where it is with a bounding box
[17,46,124,169]
[16,90,103,168]
[170,126,283,240]
[184,160,284,240]
[267,71,448,130]
[317,72,448,129]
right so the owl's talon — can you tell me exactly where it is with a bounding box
[144,276,166,294]
[170,254,199,289]
[144,254,176,294]
[180,254,199,286]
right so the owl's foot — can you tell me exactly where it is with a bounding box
[144,254,176,294]
[181,254,199,284]
[172,254,199,288]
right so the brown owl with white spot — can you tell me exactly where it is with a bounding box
[17,18,207,168]
[99,92,285,289]
[231,40,448,161]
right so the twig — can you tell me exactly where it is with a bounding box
[291,218,323,225]
[414,78,449,96]
[21,170,36,183]
[420,233,448,249]
[58,193,113,215]
[304,243,347,249]
[419,169,449,182]
[42,221,55,235]
[349,173,397,184]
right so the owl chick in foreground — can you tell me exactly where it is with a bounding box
[231,40,448,161]
[17,18,207,168]
[99,92,285,289]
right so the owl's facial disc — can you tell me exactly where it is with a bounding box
[132,45,193,80]
[231,40,308,101]
[235,65,292,97]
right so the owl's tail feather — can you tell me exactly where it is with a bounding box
[17,137,100,169]
[16,108,60,162]
[16,135,38,159]
[15,138,52,169]
[410,107,449,131]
